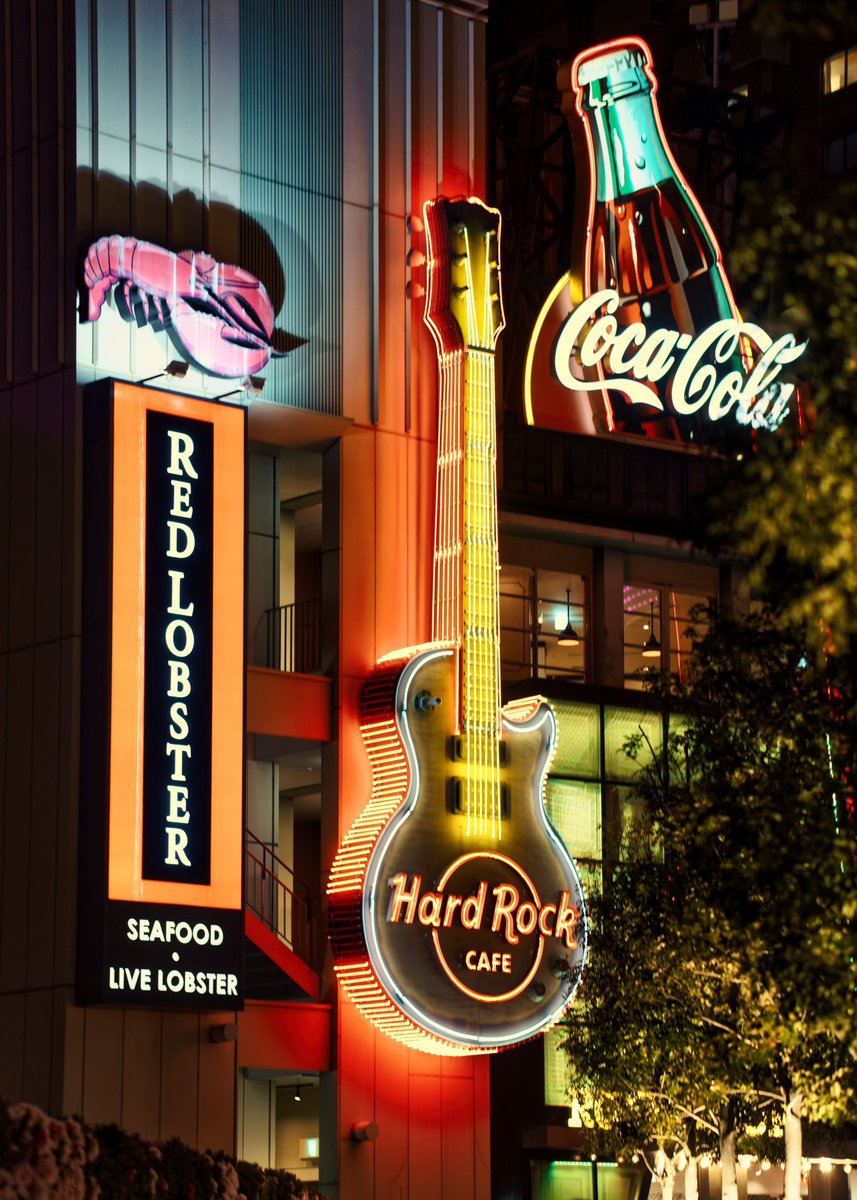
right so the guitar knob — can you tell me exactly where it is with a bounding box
[527,981,547,1004]
[414,690,442,713]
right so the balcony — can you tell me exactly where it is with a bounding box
[251,598,322,674]
[243,830,323,1001]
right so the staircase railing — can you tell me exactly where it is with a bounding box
[244,830,322,975]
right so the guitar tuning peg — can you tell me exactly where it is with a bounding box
[407,249,425,268]
[406,281,425,299]
[406,213,424,234]
[453,285,469,296]
[452,254,466,266]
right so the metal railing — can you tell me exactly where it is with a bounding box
[262,597,321,673]
[244,830,322,975]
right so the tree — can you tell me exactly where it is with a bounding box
[564,611,857,1200]
[726,186,857,684]
[563,828,742,1200]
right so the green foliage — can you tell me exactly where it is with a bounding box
[725,186,857,668]
[638,612,857,1123]
[563,609,857,1158]
[742,0,857,40]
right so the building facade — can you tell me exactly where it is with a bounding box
[0,2,848,1199]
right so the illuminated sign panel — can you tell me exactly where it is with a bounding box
[142,412,214,883]
[80,382,245,1009]
[328,199,588,1055]
[525,37,807,443]
[84,236,282,379]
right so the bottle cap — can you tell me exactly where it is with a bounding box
[573,38,653,105]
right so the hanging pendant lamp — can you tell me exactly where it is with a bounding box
[557,589,581,647]
[641,600,661,658]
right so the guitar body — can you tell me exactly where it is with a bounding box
[329,648,588,1052]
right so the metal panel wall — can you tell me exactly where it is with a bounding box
[0,0,79,1121]
[239,0,343,413]
[75,0,245,395]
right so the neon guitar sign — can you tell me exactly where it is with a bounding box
[328,197,588,1055]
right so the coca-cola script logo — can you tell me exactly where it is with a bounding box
[386,851,581,1004]
[83,236,283,380]
[552,287,808,432]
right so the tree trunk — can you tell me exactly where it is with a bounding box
[720,1100,739,1200]
[783,1090,803,1200]
[685,1156,699,1200]
[661,1155,676,1200]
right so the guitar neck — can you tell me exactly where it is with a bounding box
[432,346,501,738]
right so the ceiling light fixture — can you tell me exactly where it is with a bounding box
[641,601,661,658]
[556,589,581,647]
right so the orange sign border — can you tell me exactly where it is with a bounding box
[107,382,245,909]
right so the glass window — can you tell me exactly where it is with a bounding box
[623,583,662,688]
[824,137,845,176]
[531,1161,594,1200]
[544,1024,569,1106]
[538,570,587,682]
[604,705,662,781]
[824,51,846,93]
[667,589,709,683]
[552,701,601,778]
[499,563,534,683]
[499,564,589,684]
[847,131,857,169]
[547,779,601,862]
[848,47,857,86]
[624,583,710,686]
[597,1165,648,1200]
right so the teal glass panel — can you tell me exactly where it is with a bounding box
[603,707,662,781]
[551,702,601,779]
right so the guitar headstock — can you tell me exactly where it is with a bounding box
[423,197,504,357]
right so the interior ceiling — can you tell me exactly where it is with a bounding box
[295,504,322,553]
[277,746,322,822]
[278,446,322,504]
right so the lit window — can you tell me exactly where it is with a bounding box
[499,564,588,683]
[623,584,710,688]
[821,47,857,94]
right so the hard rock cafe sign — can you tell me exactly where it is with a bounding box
[327,199,588,1056]
[525,37,807,443]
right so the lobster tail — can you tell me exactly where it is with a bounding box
[83,235,138,321]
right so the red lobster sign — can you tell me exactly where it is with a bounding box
[84,237,283,379]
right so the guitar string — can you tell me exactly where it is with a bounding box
[432,214,504,841]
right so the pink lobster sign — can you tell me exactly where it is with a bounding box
[84,236,282,379]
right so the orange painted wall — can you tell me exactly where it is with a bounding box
[328,3,491,1197]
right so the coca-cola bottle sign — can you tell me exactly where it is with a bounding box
[524,37,807,443]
